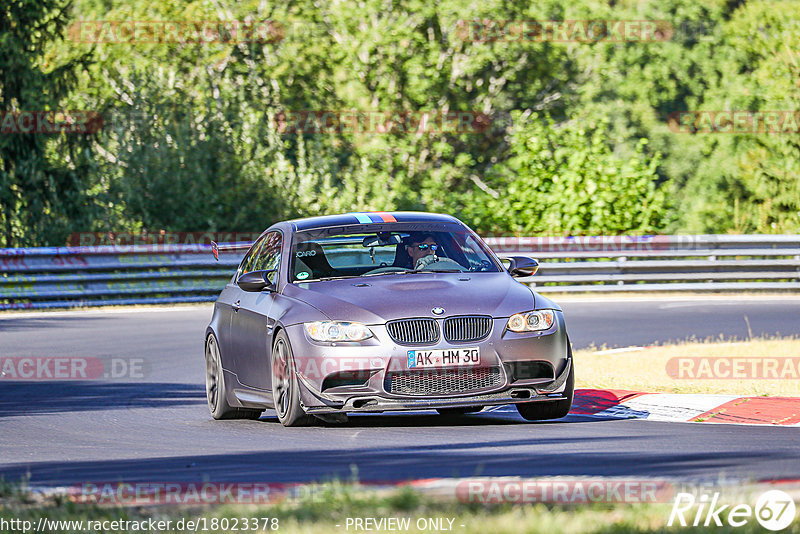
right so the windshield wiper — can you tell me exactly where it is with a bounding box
[301,269,462,283]
[403,269,462,274]
[296,275,357,283]
[364,269,463,276]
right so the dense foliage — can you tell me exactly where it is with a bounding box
[1,0,798,246]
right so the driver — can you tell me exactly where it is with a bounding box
[405,233,439,270]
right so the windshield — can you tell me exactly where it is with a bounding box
[290,224,501,282]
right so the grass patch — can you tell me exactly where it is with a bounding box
[575,337,800,395]
[2,481,798,534]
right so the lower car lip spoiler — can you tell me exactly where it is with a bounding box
[303,389,568,414]
[299,358,573,414]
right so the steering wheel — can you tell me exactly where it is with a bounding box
[417,258,464,271]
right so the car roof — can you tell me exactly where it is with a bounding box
[287,211,462,232]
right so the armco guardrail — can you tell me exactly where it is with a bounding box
[486,234,800,292]
[1,234,799,310]
[0,245,241,310]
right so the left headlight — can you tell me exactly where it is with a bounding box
[507,310,555,332]
[304,321,373,342]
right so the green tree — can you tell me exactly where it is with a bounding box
[12,0,798,243]
[673,0,800,233]
[0,0,95,246]
[479,112,667,236]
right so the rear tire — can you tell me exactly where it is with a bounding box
[516,343,574,421]
[271,331,315,427]
[205,334,263,420]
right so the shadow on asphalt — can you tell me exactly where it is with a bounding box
[0,315,121,331]
[0,429,785,487]
[0,380,629,424]
[0,381,206,417]
[1,387,796,486]
[256,411,631,427]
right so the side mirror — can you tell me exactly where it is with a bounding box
[505,256,539,278]
[237,270,277,292]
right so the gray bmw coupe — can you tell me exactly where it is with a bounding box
[205,212,573,426]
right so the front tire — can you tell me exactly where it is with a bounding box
[205,334,262,420]
[516,344,575,421]
[271,330,315,427]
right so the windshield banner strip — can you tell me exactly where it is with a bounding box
[351,213,373,224]
[349,212,397,223]
[373,212,397,222]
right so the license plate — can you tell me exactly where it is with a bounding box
[407,347,480,369]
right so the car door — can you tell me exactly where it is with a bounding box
[217,234,266,371]
[229,231,283,390]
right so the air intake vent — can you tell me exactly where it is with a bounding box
[443,315,492,343]
[385,367,503,396]
[321,370,373,391]
[386,318,440,345]
[504,361,555,382]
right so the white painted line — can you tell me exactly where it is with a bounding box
[0,303,212,320]
[591,346,649,355]
[622,393,742,422]
[656,301,792,309]
[587,393,742,422]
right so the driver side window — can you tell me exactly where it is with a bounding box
[238,234,267,277]
[251,232,282,282]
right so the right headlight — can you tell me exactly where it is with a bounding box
[304,321,373,342]
[507,310,555,332]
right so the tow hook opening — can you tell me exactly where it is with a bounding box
[352,398,378,408]
[510,389,532,399]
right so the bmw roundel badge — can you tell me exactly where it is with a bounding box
[432,307,445,315]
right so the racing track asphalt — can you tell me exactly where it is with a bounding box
[0,296,799,488]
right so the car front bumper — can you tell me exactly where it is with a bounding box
[284,311,571,414]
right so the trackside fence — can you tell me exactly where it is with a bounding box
[1,234,798,310]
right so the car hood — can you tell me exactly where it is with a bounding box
[282,272,536,324]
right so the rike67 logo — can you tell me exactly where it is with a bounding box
[669,490,796,531]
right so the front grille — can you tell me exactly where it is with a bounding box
[386,318,439,345]
[385,367,503,396]
[443,315,492,343]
